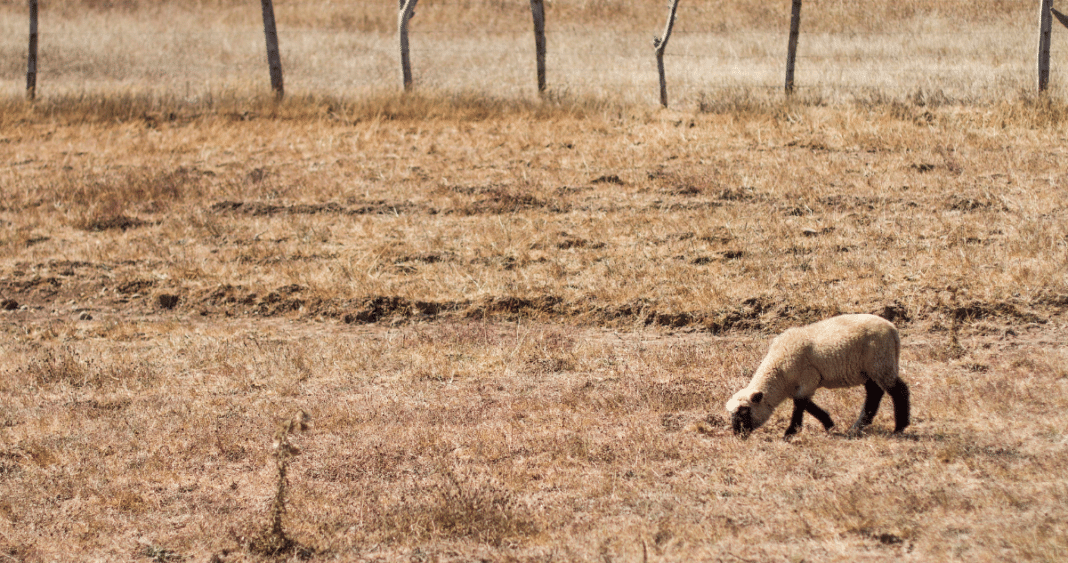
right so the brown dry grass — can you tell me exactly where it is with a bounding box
[2,1,1068,562]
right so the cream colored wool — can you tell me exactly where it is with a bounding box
[726,314,902,433]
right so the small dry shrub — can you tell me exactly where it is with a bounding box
[247,412,311,558]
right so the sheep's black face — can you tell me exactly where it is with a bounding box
[731,406,754,438]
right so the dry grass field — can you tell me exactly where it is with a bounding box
[3,1,1068,562]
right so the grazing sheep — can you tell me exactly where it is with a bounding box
[725,314,910,438]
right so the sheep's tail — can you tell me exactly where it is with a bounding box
[892,325,902,380]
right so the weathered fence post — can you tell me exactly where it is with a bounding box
[399,0,419,91]
[654,0,681,108]
[1054,6,1068,28]
[1038,0,1053,92]
[1042,5,1068,91]
[27,0,38,100]
[530,0,547,95]
[785,0,802,94]
[260,0,284,100]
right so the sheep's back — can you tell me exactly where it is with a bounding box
[805,314,899,389]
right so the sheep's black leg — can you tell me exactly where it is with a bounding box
[887,380,911,433]
[848,379,884,436]
[803,401,835,431]
[786,399,807,438]
[784,399,806,437]
[785,398,835,438]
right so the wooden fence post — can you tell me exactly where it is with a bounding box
[1038,0,1053,92]
[260,0,284,100]
[530,0,547,95]
[785,0,802,94]
[399,0,419,91]
[1054,6,1068,28]
[654,0,681,108]
[27,0,38,100]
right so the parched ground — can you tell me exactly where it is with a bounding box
[1,92,1068,562]
[0,311,1066,562]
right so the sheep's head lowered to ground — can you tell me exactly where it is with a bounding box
[726,389,772,437]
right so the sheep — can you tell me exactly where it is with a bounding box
[725,313,910,439]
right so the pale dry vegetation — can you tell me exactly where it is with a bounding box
[1,0,1061,103]
[2,1,1068,562]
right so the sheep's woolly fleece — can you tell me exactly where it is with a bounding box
[726,314,905,436]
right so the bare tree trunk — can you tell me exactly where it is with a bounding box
[27,0,38,100]
[785,0,802,94]
[1038,0,1053,92]
[654,0,681,108]
[530,0,547,95]
[260,0,284,100]
[399,0,419,91]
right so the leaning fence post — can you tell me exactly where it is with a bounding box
[530,0,547,95]
[27,0,38,100]
[1054,6,1068,28]
[654,0,681,108]
[260,0,284,100]
[785,0,802,94]
[1039,0,1053,92]
[399,0,419,91]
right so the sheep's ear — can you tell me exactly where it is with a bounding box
[751,392,764,404]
